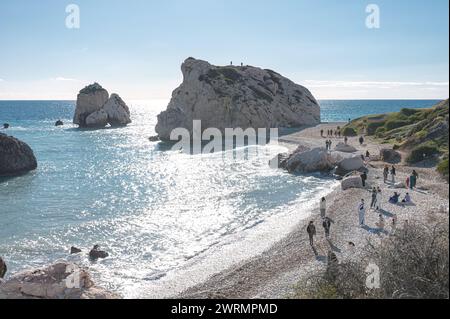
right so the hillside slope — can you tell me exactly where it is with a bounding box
[344,99,449,178]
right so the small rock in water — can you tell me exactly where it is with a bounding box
[55,120,64,126]
[149,135,160,142]
[3,123,9,129]
[89,245,109,260]
[0,256,7,278]
[70,246,82,254]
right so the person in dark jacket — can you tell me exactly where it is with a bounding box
[322,217,331,238]
[307,221,316,246]
[360,172,368,187]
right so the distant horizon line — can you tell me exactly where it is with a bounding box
[0,98,446,102]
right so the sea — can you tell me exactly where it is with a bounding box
[0,99,440,297]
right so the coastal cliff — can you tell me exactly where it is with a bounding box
[156,58,320,140]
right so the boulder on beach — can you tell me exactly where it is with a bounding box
[334,156,366,176]
[155,57,320,140]
[89,245,109,260]
[335,142,357,153]
[0,133,37,177]
[55,120,64,127]
[380,148,401,164]
[284,147,338,173]
[73,83,131,128]
[3,123,9,129]
[0,261,119,299]
[341,175,364,190]
[0,257,6,278]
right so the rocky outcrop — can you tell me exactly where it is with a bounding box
[334,156,366,176]
[335,142,357,153]
[0,261,119,299]
[380,149,401,164]
[73,83,131,128]
[70,247,82,254]
[0,133,37,177]
[89,245,109,260]
[0,257,6,278]
[341,175,363,190]
[283,147,339,173]
[55,120,64,127]
[156,58,320,140]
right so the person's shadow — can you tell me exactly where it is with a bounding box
[327,239,342,253]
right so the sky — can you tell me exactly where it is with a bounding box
[0,0,448,100]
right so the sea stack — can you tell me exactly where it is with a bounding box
[73,83,131,128]
[0,133,37,177]
[155,57,320,140]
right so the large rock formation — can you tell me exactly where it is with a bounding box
[73,83,131,128]
[334,156,366,176]
[380,149,401,164]
[282,147,340,173]
[0,133,37,177]
[0,257,6,278]
[0,261,120,299]
[156,58,320,140]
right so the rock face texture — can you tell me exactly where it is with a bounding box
[0,257,6,278]
[341,175,364,190]
[0,261,120,299]
[0,133,37,177]
[156,58,320,140]
[335,142,357,153]
[282,147,340,173]
[334,156,366,176]
[380,149,401,164]
[73,83,131,128]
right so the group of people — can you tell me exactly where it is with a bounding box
[325,139,333,150]
[406,170,419,189]
[383,165,397,183]
[306,197,332,247]
[388,191,412,204]
[321,128,341,138]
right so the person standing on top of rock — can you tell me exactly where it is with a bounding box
[358,199,366,226]
[306,221,316,246]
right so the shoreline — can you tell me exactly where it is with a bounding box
[177,124,449,299]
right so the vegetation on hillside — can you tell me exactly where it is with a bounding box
[294,219,449,299]
[343,99,449,179]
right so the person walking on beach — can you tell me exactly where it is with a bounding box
[360,171,368,188]
[307,221,316,246]
[320,197,327,218]
[344,136,348,145]
[328,140,332,150]
[320,129,324,137]
[376,186,383,211]
[358,199,366,226]
[322,217,331,238]
[410,170,419,189]
[370,187,378,209]
[390,165,396,183]
[359,136,364,146]
[383,165,389,183]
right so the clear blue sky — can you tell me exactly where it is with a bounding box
[0,0,448,100]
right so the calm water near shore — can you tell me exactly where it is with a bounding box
[0,99,440,297]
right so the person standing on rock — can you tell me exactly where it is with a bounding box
[320,197,327,218]
[390,165,396,183]
[358,199,366,226]
[322,217,331,238]
[307,221,316,246]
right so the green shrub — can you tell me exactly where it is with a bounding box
[367,121,385,135]
[385,120,410,131]
[343,127,357,137]
[393,144,401,150]
[437,158,449,180]
[375,127,386,137]
[400,108,420,116]
[407,142,440,163]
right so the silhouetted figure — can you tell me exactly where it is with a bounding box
[307,221,316,246]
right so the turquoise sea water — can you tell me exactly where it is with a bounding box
[0,99,440,297]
